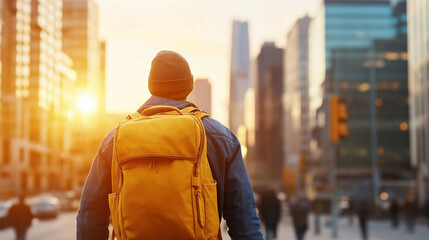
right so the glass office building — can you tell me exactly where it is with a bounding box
[284,16,311,164]
[229,20,250,134]
[309,0,410,197]
[407,0,429,206]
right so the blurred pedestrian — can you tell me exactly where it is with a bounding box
[290,195,310,240]
[357,201,369,240]
[259,189,280,240]
[7,195,33,240]
[313,201,322,235]
[348,198,355,226]
[389,197,400,229]
[404,195,417,233]
[426,199,429,227]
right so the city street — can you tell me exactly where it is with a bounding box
[0,212,77,240]
[1,212,428,240]
[270,216,429,240]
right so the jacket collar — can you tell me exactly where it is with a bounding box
[137,95,197,113]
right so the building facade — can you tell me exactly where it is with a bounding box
[188,79,212,115]
[251,42,284,188]
[309,0,411,201]
[284,16,311,193]
[229,20,250,134]
[1,0,34,195]
[63,0,102,112]
[407,0,429,206]
[0,0,86,196]
[63,0,108,187]
[0,0,19,195]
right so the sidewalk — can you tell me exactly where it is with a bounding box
[222,215,429,240]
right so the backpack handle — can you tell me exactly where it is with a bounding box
[141,106,184,116]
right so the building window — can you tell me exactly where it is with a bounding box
[2,141,10,165]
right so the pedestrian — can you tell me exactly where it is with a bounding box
[348,198,354,226]
[426,199,429,227]
[290,195,310,240]
[357,201,369,240]
[7,195,33,240]
[404,195,417,233]
[259,189,280,239]
[76,50,264,240]
[389,197,400,229]
[313,201,322,235]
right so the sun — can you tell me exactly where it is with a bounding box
[76,92,98,115]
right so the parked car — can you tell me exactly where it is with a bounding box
[58,191,80,212]
[31,195,60,219]
[0,201,12,229]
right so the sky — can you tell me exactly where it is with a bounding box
[96,0,318,125]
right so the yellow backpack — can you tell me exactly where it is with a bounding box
[108,105,221,240]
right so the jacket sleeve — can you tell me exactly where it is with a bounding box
[76,130,114,240]
[223,134,264,240]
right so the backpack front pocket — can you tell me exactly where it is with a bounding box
[121,158,196,240]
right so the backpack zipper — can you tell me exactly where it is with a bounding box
[119,154,197,166]
[190,114,206,229]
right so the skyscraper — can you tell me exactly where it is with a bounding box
[309,0,410,199]
[0,0,81,195]
[188,79,212,115]
[407,0,429,206]
[1,0,31,144]
[284,16,311,193]
[63,0,101,111]
[0,0,82,195]
[0,0,18,194]
[1,0,35,194]
[253,42,284,187]
[229,20,250,134]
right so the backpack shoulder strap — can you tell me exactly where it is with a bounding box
[124,106,208,121]
[181,106,209,119]
[126,111,142,120]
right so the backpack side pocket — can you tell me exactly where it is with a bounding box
[108,193,121,240]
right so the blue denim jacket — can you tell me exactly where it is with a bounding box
[76,96,263,240]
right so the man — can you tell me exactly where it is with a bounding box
[426,199,429,227]
[357,201,369,240]
[7,195,33,240]
[389,197,400,229]
[290,195,309,240]
[259,188,280,240]
[404,195,417,233]
[76,50,263,240]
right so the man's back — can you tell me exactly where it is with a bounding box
[77,96,263,240]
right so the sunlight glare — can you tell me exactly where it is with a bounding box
[76,92,98,115]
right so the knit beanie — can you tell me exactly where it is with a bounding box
[148,51,193,100]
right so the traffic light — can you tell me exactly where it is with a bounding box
[282,168,296,189]
[298,153,308,174]
[330,94,349,143]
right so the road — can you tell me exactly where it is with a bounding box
[0,212,76,240]
[0,212,428,239]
